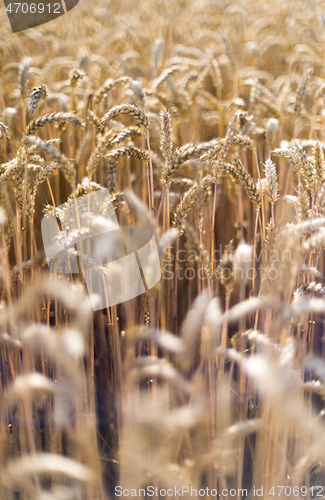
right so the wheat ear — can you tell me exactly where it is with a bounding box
[29,85,48,113]
[26,112,85,135]
[224,155,261,208]
[99,104,149,130]
[24,136,76,187]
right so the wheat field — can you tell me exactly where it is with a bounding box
[1,0,325,499]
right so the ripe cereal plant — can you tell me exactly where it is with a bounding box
[1,0,325,499]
